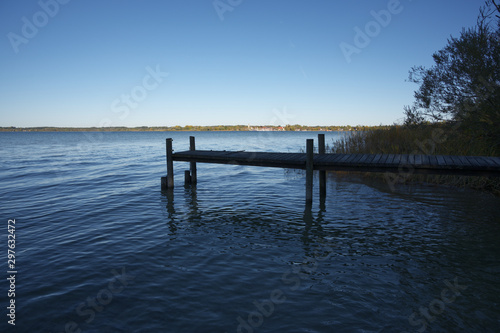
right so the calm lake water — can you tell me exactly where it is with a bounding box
[1,131,499,332]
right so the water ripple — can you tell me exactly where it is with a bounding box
[1,132,499,332]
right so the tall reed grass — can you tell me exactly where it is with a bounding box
[331,124,500,195]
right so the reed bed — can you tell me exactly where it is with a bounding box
[331,124,500,195]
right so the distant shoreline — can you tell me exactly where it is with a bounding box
[0,125,389,132]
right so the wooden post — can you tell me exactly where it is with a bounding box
[166,138,174,188]
[318,134,326,199]
[184,170,191,186]
[161,176,167,190]
[306,139,314,203]
[190,136,197,184]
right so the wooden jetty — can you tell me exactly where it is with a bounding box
[161,135,500,202]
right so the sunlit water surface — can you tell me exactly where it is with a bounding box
[1,131,499,332]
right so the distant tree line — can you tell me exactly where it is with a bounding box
[0,125,393,132]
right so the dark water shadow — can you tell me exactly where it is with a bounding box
[161,184,334,250]
[162,188,177,235]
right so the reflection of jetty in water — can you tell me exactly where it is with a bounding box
[161,185,328,250]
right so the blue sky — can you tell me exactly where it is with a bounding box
[0,0,486,127]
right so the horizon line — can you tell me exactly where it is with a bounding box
[1,124,392,129]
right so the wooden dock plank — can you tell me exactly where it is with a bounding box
[338,154,354,164]
[421,154,431,166]
[366,154,377,165]
[352,154,365,164]
[356,154,367,163]
[464,156,480,167]
[399,154,409,166]
[326,154,346,164]
[271,153,292,161]
[314,154,331,163]
[326,154,344,163]
[332,154,346,163]
[443,155,455,166]
[485,156,500,167]
[171,150,500,176]
[420,155,430,166]
[456,155,472,167]
[318,154,339,165]
[386,154,396,165]
[379,154,390,165]
[371,154,383,165]
[436,155,446,166]
[491,157,500,166]
[345,154,361,164]
[360,154,375,165]
[449,155,463,167]
[476,156,497,168]
[429,155,438,166]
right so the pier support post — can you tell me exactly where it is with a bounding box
[318,134,326,199]
[184,170,192,186]
[306,139,314,203]
[190,136,197,184]
[166,138,174,188]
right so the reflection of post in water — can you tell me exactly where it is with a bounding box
[301,200,326,248]
[184,185,201,222]
[319,188,326,212]
[318,134,326,201]
[303,201,313,225]
[165,188,176,234]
